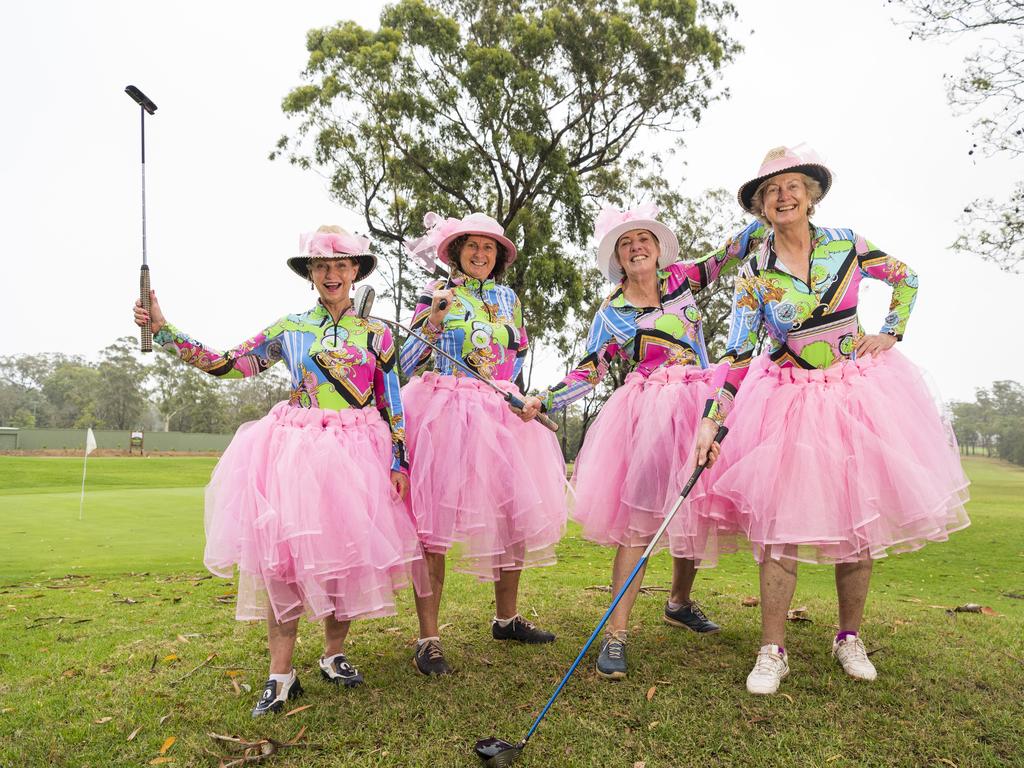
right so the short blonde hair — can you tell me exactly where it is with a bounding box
[750,173,823,226]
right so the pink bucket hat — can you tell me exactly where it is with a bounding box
[404,212,518,270]
[737,144,832,215]
[288,226,377,281]
[594,203,679,284]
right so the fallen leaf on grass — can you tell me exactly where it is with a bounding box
[899,597,923,603]
[826,756,842,763]
[214,596,235,604]
[148,759,174,765]
[176,635,190,644]
[285,704,313,717]
[94,717,113,724]
[954,604,1000,616]
[1,708,14,714]
[62,669,77,678]
[438,623,453,632]
[779,693,794,703]
[159,713,173,725]
[633,762,646,768]
[786,607,812,623]
[127,726,143,742]
[938,759,958,768]
[647,721,660,731]
[160,736,176,755]
[741,596,760,607]
[646,686,656,702]
[747,715,771,726]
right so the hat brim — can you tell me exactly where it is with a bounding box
[596,220,679,284]
[738,164,832,215]
[287,253,377,282]
[436,231,518,267]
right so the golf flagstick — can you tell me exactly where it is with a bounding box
[353,286,559,433]
[124,85,158,352]
[474,423,729,767]
[79,427,97,520]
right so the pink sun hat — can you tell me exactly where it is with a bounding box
[288,225,377,281]
[737,143,833,215]
[594,203,679,284]
[404,212,518,270]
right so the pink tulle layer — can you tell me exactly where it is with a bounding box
[402,372,568,581]
[692,351,970,564]
[572,364,725,559]
[204,402,427,623]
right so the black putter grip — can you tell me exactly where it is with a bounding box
[437,298,448,311]
[139,266,153,353]
[714,424,729,445]
[506,394,559,433]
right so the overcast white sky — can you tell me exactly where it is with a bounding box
[2,0,1020,402]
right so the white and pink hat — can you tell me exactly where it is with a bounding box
[288,226,377,281]
[404,212,518,271]
[738,144,832,215]
[594,203,679,284]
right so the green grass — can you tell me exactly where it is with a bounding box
[0,456,1022,767]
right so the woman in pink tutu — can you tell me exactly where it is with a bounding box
[519,205,759,680]
[399,213,567,675]
[693,145,971,695]
[133,225,427,716]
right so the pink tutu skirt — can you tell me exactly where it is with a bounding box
[572,363,724,560]
[204,402,427,623]
[693,350,970,564]
[402,372,568,581]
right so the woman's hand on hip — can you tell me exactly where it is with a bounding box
[518,395,543,422]
[133,289,166,335]
[855,333,897,358]
[391,471,409,500]
[694,417,722,468]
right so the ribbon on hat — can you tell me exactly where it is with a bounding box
[403,211,462,271]
[299,230,371,258]
[593,202,661,241]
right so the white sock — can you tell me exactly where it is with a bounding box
[417,636,440,646]
[493,615,519,627]
[268,670,294,687]
[321,651,345,663]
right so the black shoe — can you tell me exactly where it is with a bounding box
[663,600,721,633]
[596,636,627,680]
[251,673,303,718]
[491,615,556,644]
[319,652,364,688]
[413,638,453,676]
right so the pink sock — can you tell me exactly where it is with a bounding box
[836,630,858,643]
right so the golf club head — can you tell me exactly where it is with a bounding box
[124,85,158,114]
[474,737,524,767]
[354,285,375,319]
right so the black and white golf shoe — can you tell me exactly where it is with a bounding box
[319,652,364,688]
[251,672,303,718]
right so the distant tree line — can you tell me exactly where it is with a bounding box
[0,337,290,434]
[950,380,1024,465]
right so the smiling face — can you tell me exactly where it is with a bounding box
[309,257,359,304]
[456,235,499,281]
[615,228,661,283]
[760,172,812,228]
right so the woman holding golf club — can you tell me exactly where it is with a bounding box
[692,145,971,695]
[399,212,567,676]
[132,225,428,716]
[518,205,764,680]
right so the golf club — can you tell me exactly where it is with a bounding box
[353,285,559,433]
[473,422,729,767]
[125,85,157,352]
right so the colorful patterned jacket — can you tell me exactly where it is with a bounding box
[399,272,528,383]
[704,226,919,423]
[539,221,768,413]
[154,304,408,471]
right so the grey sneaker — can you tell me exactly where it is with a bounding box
[596,636,627,680]
[663,600,721,633]
[413,638,453,676]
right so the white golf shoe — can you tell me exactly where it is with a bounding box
[832,635,877,681]
[746,644,789,695]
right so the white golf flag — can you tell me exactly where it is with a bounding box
[80,427,96,519]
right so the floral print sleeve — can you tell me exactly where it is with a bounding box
[703,227,919,424]
[154,322,282,378]
[370,323,408,472]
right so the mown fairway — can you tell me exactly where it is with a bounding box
[0,456,1021,767]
